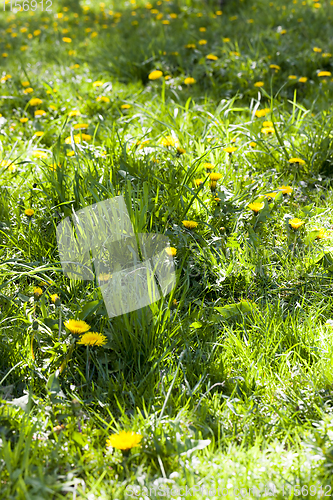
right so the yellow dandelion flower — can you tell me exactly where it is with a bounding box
[206,54,218,61]
[50,293,60,304]
[289,218,305,230]
[49,162,61,171]
[314,227,329,240]
[29,98,42,106]
[96,96,110,103]
[38,280,53,287]
[288,157,305,164]
[32,150,48,158]
[255,108,270,117]
[73,123,89,129]
[261,127,275,134]
[33,286,43,298]
[106,431,143,451]
[209,172,223,181]
[99,272,112,282]
[223,146,237,153]
[65,135,80,144]
[64,319,91,335]
[184,77,196,85]
[148,70,163,80]
[265,192,278,199]
[25,208,35,217]
[165,247,177,256]
[203,162,214,170]
[182,220,198,229]
[80,133,91,141]
[248,202,264,214]
[0,160,13,170]
[278,185,293,194]
[161,135,178,147]
[77,332,107,346]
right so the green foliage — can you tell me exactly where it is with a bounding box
[1,0,333,497]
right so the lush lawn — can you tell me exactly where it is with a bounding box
[1,0,333,498]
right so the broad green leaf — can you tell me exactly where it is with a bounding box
[47,370,65,402]
[190,321,203,329]
[17,293,30,303]
[304,230,321,245]
[71,431,87,447]
[299,205,326,219]
[79,300,101,320]
[215,300,256,320]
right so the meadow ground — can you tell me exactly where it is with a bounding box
[1,0,333,498]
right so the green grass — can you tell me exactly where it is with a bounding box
[1,0,333,497]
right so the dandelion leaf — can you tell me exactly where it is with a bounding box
[215,300,255,320]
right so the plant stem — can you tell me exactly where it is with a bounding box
[30,332,35,360]
[58,307,62,341]
[291,232,297,256]
[86,345,90,382]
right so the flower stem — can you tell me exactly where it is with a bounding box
[58,308,62,341]
[86,345,90,382]
[30,332,35,360]
[291,232,297,256]
[59,343,74,374]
